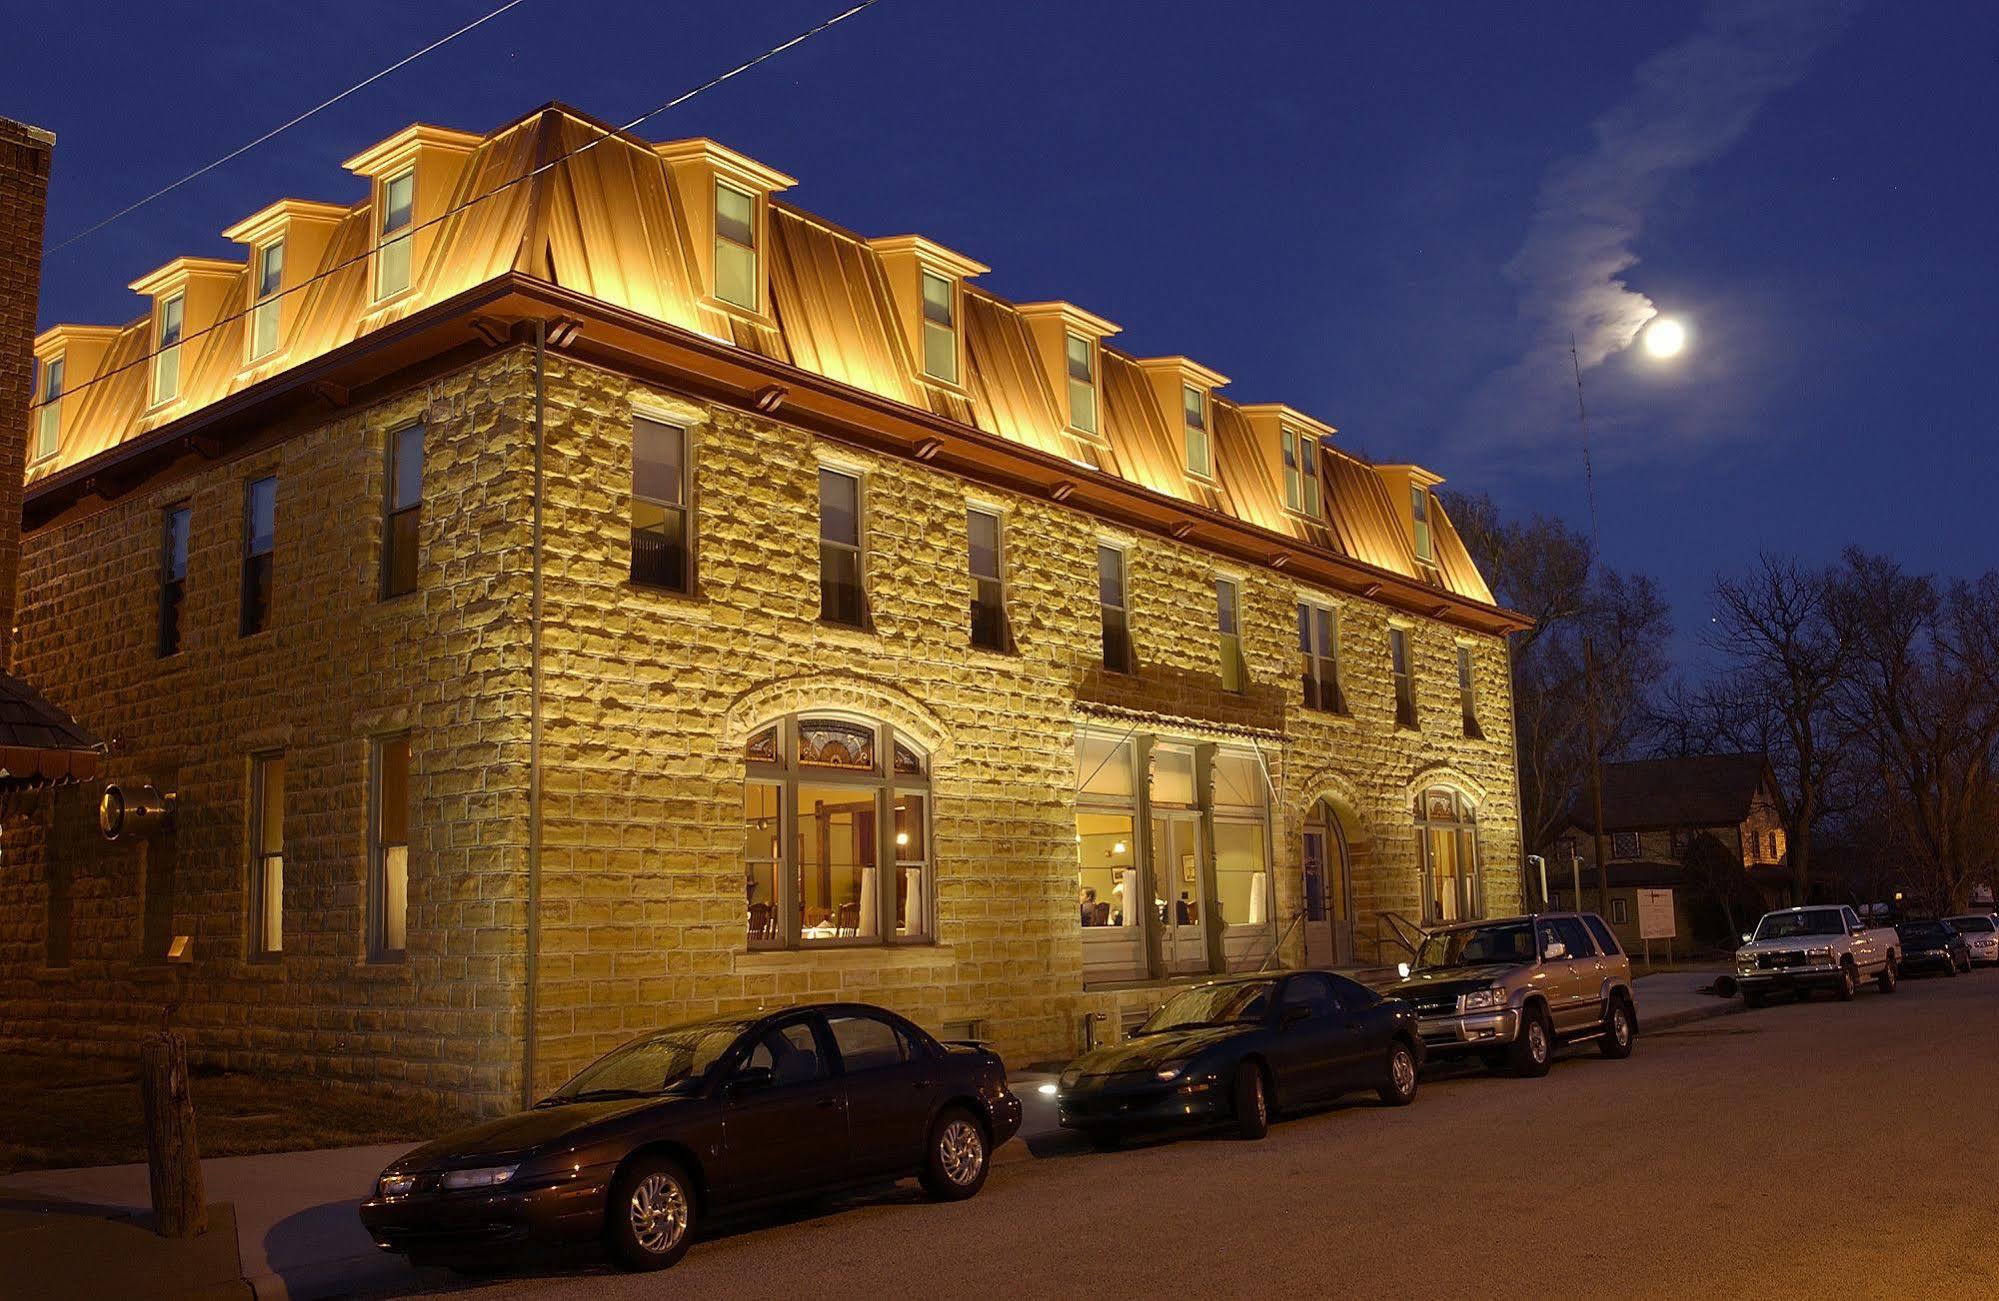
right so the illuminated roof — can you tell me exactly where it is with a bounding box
[27,101,1498,612]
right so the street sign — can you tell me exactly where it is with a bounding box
[1636,888,1676,940]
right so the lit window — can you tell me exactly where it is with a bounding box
[1412,485,1434,564]
[152,293,184,405]
[1183,384,1210,477]
[1458,645,1483,738]
[1282,428,1321,519]
[1389,627,1418,729]
[818,468,866,627]
[968,508,1009,651]
[158,505,190,657]
[249,753,285,957]
[375,170,415,300]
[34,355,62,461]
[249,238,285,360]
[632,417,691,592]
[383,424,423,599]
[714,180,758,309]
[1065,333,1097,435]
[1098,544,1133,673]
[370,736,410,960]
[1298,602,1345,713]
[240,476,276,636]
[1217,578,1244,692]
[743,714,931,947]
[1415,787,1480,924]
[920,271,958,384]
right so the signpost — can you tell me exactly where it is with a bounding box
[1636,887,1676,970]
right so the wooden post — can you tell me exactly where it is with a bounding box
[138,1030,207,1238]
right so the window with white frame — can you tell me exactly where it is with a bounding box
[240,476,276,637]
[370,736,410,960]
[742,714,930,948]
[1389,626,1418,728]
[158,504,191,657]
[920,271,958,384]
[632,416,691,592]
[714,180,758,310]
[1415,787,1481,924]
[375,169,415,300]
[819,467,866,627]
[1611,897,1629,925]
[968,507,1009,651]
[152,293,184,405]
[1065,333,1098,435]
[1298,601,1345,713]
[1458,644,1482,738]
[33,355,62,461]
[1182,384,1211,477]
[1282,427,1322,518]
[1412,484,1434,565]
[1098,544,1133,673]
[248,753,285,956]
[1216,578,1244,692]
[249,238,285,360]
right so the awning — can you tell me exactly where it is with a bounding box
[0,672,102,787]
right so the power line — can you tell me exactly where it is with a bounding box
[28,0,884,422]
[43,0,535,259]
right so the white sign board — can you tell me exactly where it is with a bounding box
[1636,888,1676,940]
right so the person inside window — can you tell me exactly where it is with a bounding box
[1079,886,1098,927]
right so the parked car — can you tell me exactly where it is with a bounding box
[1055,971,1422,1147]
[1944,913,1999,965]
[360,1003,1020,1272]
[1380,912,1635,1078]
[1897,919,1973,976]
[1734,905,1900,1005]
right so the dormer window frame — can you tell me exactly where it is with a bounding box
[1064,332,1099,436]
[1282,426,1323,520]
[1017,303,1120,446]
[713,178,761,313]
[32,353,63,464]
[657,139,796,327]
[373,166,417,304]
[151,291,185,409]
[1182,383,1213,480]
[918,269,962,386]
[1411,484,1435,566]
[248,236,286,363]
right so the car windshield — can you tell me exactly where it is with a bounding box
[543,1020,751,1104]
[1753,911,1846,940]
[1139,981,1277,1033]
[1899,923,1949,941]
[1413,922,1535,971]
[1947,916,1995,933]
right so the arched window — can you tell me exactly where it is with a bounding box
[1414,787,1481,924]
[744,713,931,949]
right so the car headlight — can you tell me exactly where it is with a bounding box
[1154,1060,1191,1083]
[1458,987,1508,1012]
[439,1165,520,1191]
[376,1173,416,1200]
[1804,946,1833,963]
[1059,1067,1082,1089]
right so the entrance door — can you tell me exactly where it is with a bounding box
[1302,805,1356,968]
[1151,814,1208,975]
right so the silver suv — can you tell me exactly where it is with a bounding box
[1380,913,1636,1077]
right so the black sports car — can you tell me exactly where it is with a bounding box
[360,1003,1020,1272]
[1896,919,1972,975]
[1055,971,1422,1146]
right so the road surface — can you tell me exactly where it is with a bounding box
[420,970,1999,1300]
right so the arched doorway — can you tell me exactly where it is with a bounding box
[1302,799,1356,966]
[1414,787,1482,923]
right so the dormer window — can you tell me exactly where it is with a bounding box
[1182,384,1211,478]
[33,355,62,462]
[714,180,759,310]
[375,169,415,301]
[920,271,958,384]
[1065,333,1098,435]
[152,292,184,406]
[1412,485,1434,564]
[249,238,285,361]
[1283,427,1322,519]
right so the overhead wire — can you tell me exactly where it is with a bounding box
[26,0,885,423]
[42,0,536,259]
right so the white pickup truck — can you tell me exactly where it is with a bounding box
[1733,905,1900,1005]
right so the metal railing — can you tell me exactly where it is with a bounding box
[1372,911,1426,965]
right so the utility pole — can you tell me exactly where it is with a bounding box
[1584,635,1610,916]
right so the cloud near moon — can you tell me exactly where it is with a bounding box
[1452,0,1860,463]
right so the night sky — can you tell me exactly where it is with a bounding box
[9,1,1996,669]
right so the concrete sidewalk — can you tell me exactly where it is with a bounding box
[1630,966,1743,1030]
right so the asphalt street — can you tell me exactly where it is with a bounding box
[419,970,1999,1300]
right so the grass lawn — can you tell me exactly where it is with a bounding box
[0,1053,479,1174]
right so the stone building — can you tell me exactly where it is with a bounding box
[3,104,1526,1111]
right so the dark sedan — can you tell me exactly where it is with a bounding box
[1055,971,1422,1147]
[1897,919,1972,975]
[360,1003,1021,1272]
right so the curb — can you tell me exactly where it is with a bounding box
[1642,998,1747,1033]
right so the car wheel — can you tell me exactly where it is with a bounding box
[919,1107,990,1201]
[1377,1040,1419,1106]
[1598,996,1634,1059]
[1835,964,1858,1001]
[1230,1063,1270,1140]
[605,1154,697,1271]
[1507,1007,1553,1078]
[1877,959,1898,994]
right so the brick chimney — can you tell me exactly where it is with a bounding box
[0,117,54,672]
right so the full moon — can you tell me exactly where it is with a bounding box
[1643,316,1688,359]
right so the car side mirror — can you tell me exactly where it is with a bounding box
[725,1066,775,1099]
[1542,941,1568,962]
[1282,1004,1313,1026]
[1740,932,1753,945]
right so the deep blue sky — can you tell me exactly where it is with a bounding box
[9,1,1996,670]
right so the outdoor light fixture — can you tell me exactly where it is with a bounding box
[1113,840,1127,855]
[895,831,910,847]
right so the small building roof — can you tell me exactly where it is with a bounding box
[1569,753,1784,833]
[0,672,102,786]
